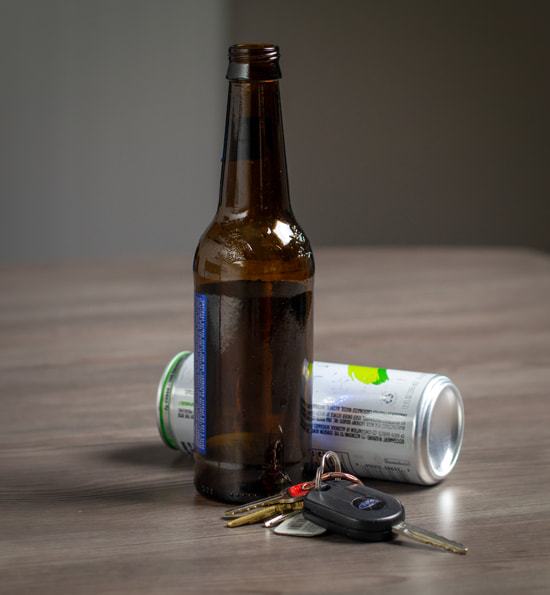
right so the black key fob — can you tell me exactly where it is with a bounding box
[303,479,405,542]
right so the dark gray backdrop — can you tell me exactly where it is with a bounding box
[2,0,548,262]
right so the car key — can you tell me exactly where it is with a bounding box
[303,478,468,554]
[224,481,314,517]
[226,501,304,527]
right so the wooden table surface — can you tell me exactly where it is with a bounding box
[1,247,549,594]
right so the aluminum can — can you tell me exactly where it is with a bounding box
[156,352,464,485]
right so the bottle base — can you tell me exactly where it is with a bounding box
[194,456,312,504]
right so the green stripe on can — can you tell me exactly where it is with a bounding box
[157,352,192,449]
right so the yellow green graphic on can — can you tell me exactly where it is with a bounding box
[348,365,389,385]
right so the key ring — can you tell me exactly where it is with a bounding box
[319,451,342,473]
[315,471,364,490]
[315,451,341,489]
[297,471,364,495]
[313,451,363,490]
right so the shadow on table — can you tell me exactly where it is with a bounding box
[105,442,194,470]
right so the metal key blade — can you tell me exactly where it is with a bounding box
[392,521,468,555]
[224,482,312,517]
[226,502,303,528]
[264,509,300,528]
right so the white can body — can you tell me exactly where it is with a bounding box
[156,352,464,485]
[157,352,195,456]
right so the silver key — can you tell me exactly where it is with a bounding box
[392,521,468,555]
[264,510,296,528]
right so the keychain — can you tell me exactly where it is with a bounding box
[224,452,468,554]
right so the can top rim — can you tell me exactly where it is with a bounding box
[415,376,464,483]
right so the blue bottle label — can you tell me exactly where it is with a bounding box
[194,292,207,454]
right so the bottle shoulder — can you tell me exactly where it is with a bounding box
[194,217,314,283]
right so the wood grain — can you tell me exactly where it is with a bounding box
[1,247,549,594]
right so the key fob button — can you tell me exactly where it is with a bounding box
[352,496,385,511]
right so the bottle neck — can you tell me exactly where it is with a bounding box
[217,79,291,218]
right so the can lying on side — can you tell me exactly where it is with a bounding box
[156,352,464,485]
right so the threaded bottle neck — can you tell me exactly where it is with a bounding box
[226,44,282,81]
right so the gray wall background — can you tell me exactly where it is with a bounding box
[1,0,549,263]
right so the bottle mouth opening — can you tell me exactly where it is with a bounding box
[229,44,280,63]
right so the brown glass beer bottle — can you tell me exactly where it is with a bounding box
[193,44,314,504]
